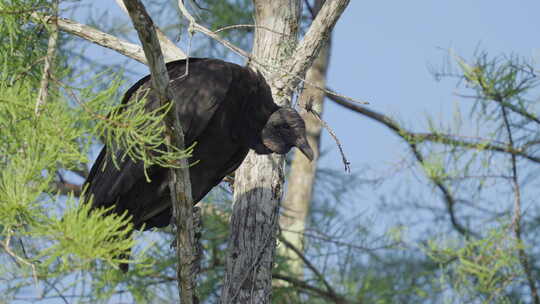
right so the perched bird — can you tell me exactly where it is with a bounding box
[84,58,313,232]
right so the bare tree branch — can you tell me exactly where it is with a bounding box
[303,0,316,20]
[0,6,46,14]
[278,236,343,302]
[115,0,186,60]
[500,101,539,304]
[326,90,540,164]
[31,13,148,64]
[121,1,196,303]
[52,181,82,197]
[326,91,476,237]
[31,13,184,64]
[273,273,356,304]
[0,231,40,293]
[34,0,59,116]
[279,0,350,94]
[307,102,350,172]
[176,0,252,60]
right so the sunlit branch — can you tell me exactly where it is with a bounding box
[326,91,478,237]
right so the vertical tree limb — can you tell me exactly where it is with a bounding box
[121,1,196,303]
[35,0,59,116]
[220,2,301,303]
[501,104,539,304]
[279,0,331,285]
[221,1,349,303]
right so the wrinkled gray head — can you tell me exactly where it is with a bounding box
[254,107,314,161]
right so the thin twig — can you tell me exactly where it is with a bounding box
[326,92,479,237]
[279,236,345,302]
[9,57,45,86]
[52,77,129,128]
[177,0,252,60]
[0,6,46,14]
[303,0,316,19]
[321,87,369,105]
[115,0,185,60]
[0,231,40,292]
[214,24,289,37]
[500,101,539,303]
[273,273,356,304]
[176,0,364,110]
[305,98,350,172]
[42,279,70,304]
[37,9,365,113]
[35,0,59,116]
[189,0,210,12]
[281,228,398,253]
[326,89,540,164]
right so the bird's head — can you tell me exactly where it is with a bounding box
[254,107,314,161]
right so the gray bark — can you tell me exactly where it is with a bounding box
[35,0,59,116]
[219,2,301,303]
[279,0,332,279]
[220,1,349,303]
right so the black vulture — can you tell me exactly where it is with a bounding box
[84,58,313,234]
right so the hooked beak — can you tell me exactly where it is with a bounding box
[296,137,314,161]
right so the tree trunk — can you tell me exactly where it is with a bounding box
[220,1,302,303]
[220,1,349,302]
[279,0,331,280]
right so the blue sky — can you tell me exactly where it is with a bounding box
[322,1,540,170]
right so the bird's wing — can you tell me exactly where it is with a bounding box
[84,59,233,211]
[123,58,234,144]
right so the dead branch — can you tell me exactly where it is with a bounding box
[305,99,350,172]
[114,0,186,61]
[326,89,540,164]
[280,1,350,93]
[34,0,59,116]
[278,236,342,301]
[177,0,252,61]
[31,13,148,64]
[499,99,539,303]
[303,0,316,20]
[0,231,40,293]
[214,24,289,37]
[33,11,366,112]
[121,1,196,303]
[273,273,357,304]
[326,91,477,237]
[53,181,83,197]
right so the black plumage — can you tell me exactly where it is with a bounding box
[84,58,313,231]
